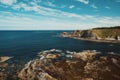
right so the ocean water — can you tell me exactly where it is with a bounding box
[0,30,120,63]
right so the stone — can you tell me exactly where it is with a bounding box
[18,50,120,80]
[0,56,12,63]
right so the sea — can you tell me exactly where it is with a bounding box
[0,30,120,64]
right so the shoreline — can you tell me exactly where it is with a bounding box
[68,36,120,43]
[18,49,120,80]
[0,56,12,63]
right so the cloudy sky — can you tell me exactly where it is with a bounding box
[0,0,120,30]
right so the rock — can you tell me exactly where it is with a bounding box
[46,54,59,59]
[18,59,57,80]
[0,56,12,63]
[83,78,93,80]
[0,72,7,80]
[112,58,120,68]
[105,37,116,40]
[18,50,120,80]
[0,59,9,80]
[0,63,8,68]
[62,32,68,35]
[71,30,81,37]
[117,36,120,40]
[64,27,120,43]
[61,32,70,37]
[73,50,99,61]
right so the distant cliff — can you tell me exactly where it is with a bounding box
[62,26,120,43]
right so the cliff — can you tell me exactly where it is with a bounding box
[71,26,120,41]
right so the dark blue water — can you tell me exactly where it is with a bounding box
[0,31,120,62]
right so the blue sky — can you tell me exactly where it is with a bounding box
[0,0,120,30]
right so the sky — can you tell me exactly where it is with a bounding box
[0,0,120,30]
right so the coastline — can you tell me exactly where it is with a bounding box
[18,49,120,80]
[71,37,120,43]
[61,27,120,44]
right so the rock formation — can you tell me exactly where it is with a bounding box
[61,32,71,37]
[68,26,120,42]
[18,49,120,80]
[0,56,12,63]
[0,56,12,80]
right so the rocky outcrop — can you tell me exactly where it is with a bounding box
[0,57,12,80]
[18,49,120,80]
[73,50,100,61]
[70,27,120,42]
[0,56,12,63]
[61,32,71,37]
[18,60,57,80]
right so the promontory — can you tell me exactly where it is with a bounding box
[62,26,120,43]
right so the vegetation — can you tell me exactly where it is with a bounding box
[72,26,120,39]
[93,26,120,29]
[92,28,120,38]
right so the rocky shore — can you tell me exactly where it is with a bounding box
[0,56,13,80]
[71,37,120,43]
[0,49,120,80]
[61,27,120,43]
[0,56,12,63]
[18,49,120,80]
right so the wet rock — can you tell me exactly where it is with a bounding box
[19,49,120,80]
[18,59,56,80]
[73,50,99,61]
[0,56,12,63]
[46,54,60,59]
[61,32,71,37]
[0,72,7,80]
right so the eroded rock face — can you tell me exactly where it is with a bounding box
[69,27,120,42]
[18,49,120,80]
[71,30,100,40]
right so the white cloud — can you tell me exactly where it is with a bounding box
[0,1,120,30]
[2,1,90,20]
[97,17,120,26]
[33,0,42,3]
[91,4,98,9]
[12,2,83,19]
[0,11,120,30]
[0,0,16,5]
[69,5,75,9]
[77,0,89,4]
[105,6,111,9]
[46,2,56,7]
[13,2,32,11]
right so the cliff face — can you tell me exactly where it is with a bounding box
[71,27,120,40]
